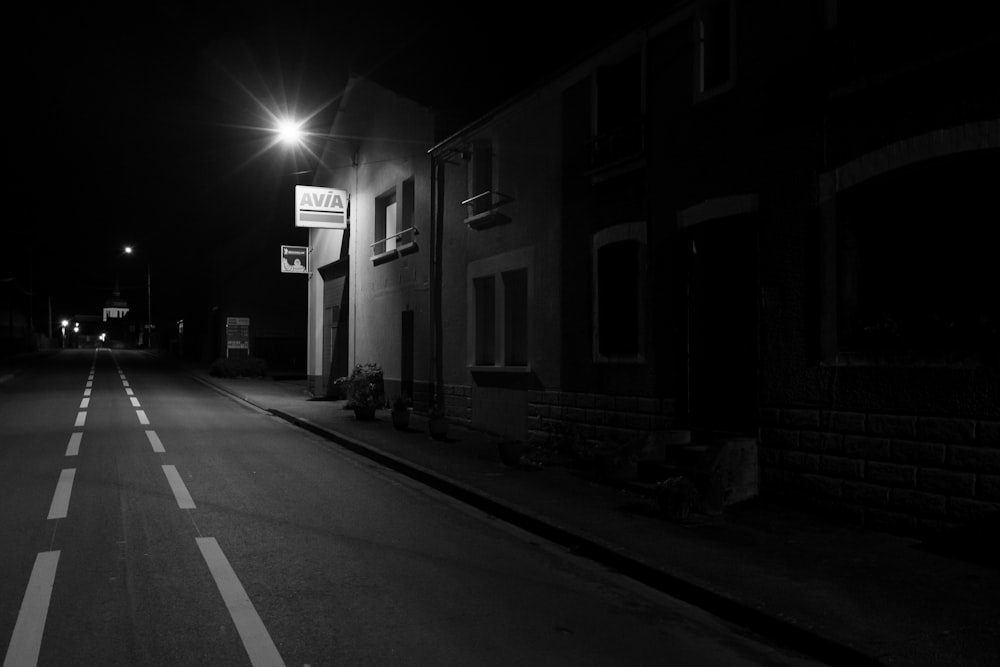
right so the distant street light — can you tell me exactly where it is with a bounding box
[124,246,153,349]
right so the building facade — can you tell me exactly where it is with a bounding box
[425,0,999,535]
[306,77,435,403]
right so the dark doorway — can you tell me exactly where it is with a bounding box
[321,264,349,396]
[681,214,758,435]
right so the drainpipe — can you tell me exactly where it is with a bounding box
[430,155,445,412]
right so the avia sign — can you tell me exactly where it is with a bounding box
[295,185,348,229]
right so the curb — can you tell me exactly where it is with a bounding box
[202,376,884,667]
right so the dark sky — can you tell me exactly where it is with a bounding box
[3,3,652,331]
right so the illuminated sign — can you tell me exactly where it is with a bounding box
[295,185,348,229]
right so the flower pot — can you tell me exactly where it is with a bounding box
[391,409,410,430]
[353,406,377,420]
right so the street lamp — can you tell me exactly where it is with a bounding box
[124,246,152,349]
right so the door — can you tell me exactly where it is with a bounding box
[682,214,758,435]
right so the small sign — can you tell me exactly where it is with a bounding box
[295,185,348,229]
[226,316,250,358]
[281,245,309,273]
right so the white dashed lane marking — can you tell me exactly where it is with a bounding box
[2,551,60,667]
[47,469,76,520]
[74,412,86,428]
[65,433,82,457]
[161,465,195,509]
[145,430,165,453]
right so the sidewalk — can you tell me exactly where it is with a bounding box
[194,370,999,667]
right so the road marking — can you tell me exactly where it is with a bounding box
[83,388,91,397]
[85,380,92,388]
[130,397,141,407]
[2,551,60,667]
[125,388,134,396]
[65,433,82,457]
[145,430,165,453]
[136,410,149,425]
[47,469,76,520]
[122,380,130,388]
[162,465,195,509]
[88,374,94,381]
[74,412,86,428]
[196,538,285,667]
[79,398,90,409]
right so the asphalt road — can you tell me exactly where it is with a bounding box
[1,350,821,666]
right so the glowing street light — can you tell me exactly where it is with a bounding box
[276,119,304,146]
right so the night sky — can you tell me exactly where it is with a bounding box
[3,3,648,333]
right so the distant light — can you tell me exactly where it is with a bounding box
[61,319,69,328]
[124,246,133,254]
[277,119,304,145]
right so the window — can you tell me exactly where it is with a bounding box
[696,0,733,97]
[590,51,644,173]
[464,138,513,229]
[474,276,496,366]
[374,189,396,257]
[468,249,533,369]
[502,269,528,366]
[834,150,999,362]
[372,178,416,264]
[468,139,493,217]
[593,223,646,362]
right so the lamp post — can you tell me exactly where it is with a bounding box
[124,246,153,349]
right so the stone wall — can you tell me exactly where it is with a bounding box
[759,406,1000,535]
[527,390,675,447]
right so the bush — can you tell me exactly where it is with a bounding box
[208,356,268,378]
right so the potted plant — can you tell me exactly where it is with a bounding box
[427,402,448,440]
[343,363,385,420]
[391,395,410,430]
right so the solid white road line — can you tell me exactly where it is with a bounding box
[136,410,149,425]
[196,538,285,667]
[145,430,165,453]
[79,398,90,409]
[74,412,86,428]
[2,551,60,667]
[161,465,195,509]
[47,469,76,520]
[65,433,82,457]
[130,397,141,408]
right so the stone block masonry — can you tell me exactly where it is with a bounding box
[526,390,675,448]
[759,408,1000,537]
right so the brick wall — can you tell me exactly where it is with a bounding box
[760,407,1000,535]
